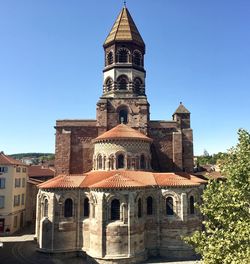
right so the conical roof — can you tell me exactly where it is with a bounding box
[104,7,145,47]
[94,124,152,142]
[173,102,190,115]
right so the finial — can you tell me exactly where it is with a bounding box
[123,0,127,7]
[180,101,182,105]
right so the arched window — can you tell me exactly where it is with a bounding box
[118,48,129,63]
[140,154,145,170]
[119,109,128,124]
[97,155,102,170]
[111,199,120,220]
[134,78,142,95]
[166,197,174,216]
[117,75,128,90]
[107,51,114,65]
[44,199,48,217]
[147,196,153,215]
[84,197,89,217]
[64,198,73,217]
[106,78,113,91]
[190,196,195,214]
[117,154,124,169]
[138,198,142,218]
[133,50,142,66]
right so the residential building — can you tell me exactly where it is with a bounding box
[0,152,27,235]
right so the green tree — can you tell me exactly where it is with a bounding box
[185,129,250,264]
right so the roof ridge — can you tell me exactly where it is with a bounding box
[113,8,124,42]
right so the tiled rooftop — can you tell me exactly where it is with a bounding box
[0,152,25,166]
[94,124,152,142]
[39,170,206,189]
[104,7,145,47]
[28,165,55,178]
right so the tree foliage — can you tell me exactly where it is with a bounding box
[185,129,250,264]
[196,152,226,166]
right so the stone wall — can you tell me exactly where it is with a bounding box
[36,185,203,262]
[55,120,98,175]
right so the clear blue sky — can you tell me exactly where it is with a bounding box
[1,0,249,155]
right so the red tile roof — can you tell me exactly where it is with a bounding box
[0,152,25,166]
[94,124,152,142]
[39,175,86,189]
[38,170,206,189]
[28,165,55,178]
[90,173,144,189]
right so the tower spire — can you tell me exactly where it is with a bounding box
[124,1,126,7]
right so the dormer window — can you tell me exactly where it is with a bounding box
[118,48,129,63]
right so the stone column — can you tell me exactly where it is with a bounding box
[181,193,187,221]
[128,192,135,257]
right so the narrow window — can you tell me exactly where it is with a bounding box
[117,154,124,169]
[119,109,128,124]
[0,179,5,189]
[190,196,195,214]
[64,198,73,217]
[138,198,142,218]
[166,197,174,215]
[133,50,142,66]
[111,199,120,220]
[140,154,145,169]
[118,49,129,63]
[107,51,113,65]
[147,196,153,215]
[84,198,90,217]
[44,199,48,217]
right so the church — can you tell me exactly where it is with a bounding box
[35,6,206,263]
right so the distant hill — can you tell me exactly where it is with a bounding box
[10,153,55,160]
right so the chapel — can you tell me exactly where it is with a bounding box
[35,6,206,263]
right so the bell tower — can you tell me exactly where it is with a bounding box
[96,6,150,134]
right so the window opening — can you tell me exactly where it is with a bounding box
[118,49,129,63]
[133,51,142,66]
[190,196,195,214]
[118,77,128,90]
[119,109,128,124]
[147,196,153,215]
[107,51,113,65]
[140,154,145,169]
[44,199,48,217]
[64,198,73,217]
[84,198,90,217]
[111,199,120,220]
[166,197,174,215]
[117,154,124,169]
